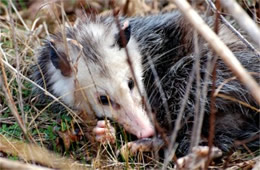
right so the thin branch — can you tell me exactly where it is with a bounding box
[206,0,220,168]
[206,0,259,53]
[216,93,260,112]
[189,30,202,151]
[220,0,260,48]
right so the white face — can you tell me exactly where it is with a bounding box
[49,20,155,138]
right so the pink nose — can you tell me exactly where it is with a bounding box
[136,127,155,139]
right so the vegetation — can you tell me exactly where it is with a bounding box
[0,0,259,169]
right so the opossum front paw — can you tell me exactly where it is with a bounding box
[93,120,116,144]
[119,138,164,158]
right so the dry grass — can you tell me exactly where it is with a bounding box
[0,0,259,169]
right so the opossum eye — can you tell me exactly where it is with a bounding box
[98,95,110,105]
[128,78,134,90]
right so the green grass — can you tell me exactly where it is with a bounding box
[0,123,23,139]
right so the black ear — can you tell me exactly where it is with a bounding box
[48,41,72,77]
[116,21,131,48]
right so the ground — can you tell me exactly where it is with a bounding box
[0,0,259,169]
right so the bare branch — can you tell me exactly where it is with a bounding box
[220,0,260,48]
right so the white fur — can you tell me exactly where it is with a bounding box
[48,62,75,106]
[48,19,154,138]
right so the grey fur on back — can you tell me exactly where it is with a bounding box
[128,11,260,155]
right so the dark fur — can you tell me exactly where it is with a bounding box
[128,11,260,156]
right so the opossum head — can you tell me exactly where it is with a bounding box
[35,17,154,138]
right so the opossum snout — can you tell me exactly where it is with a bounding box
[116,110,155,139]
[123,119,155,139]
[136,126,155,139]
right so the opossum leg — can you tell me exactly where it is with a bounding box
[93,120,116,144]
[119,137,165,157]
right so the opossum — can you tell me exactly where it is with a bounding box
[33,11,260,156]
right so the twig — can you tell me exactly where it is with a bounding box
[189,30,202,151]
[206,0,220,168]
[216,93,260,112]
[173,0,260,105]
[190,42,218,153]
[206,0,259,53]
[220,0,260,48]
